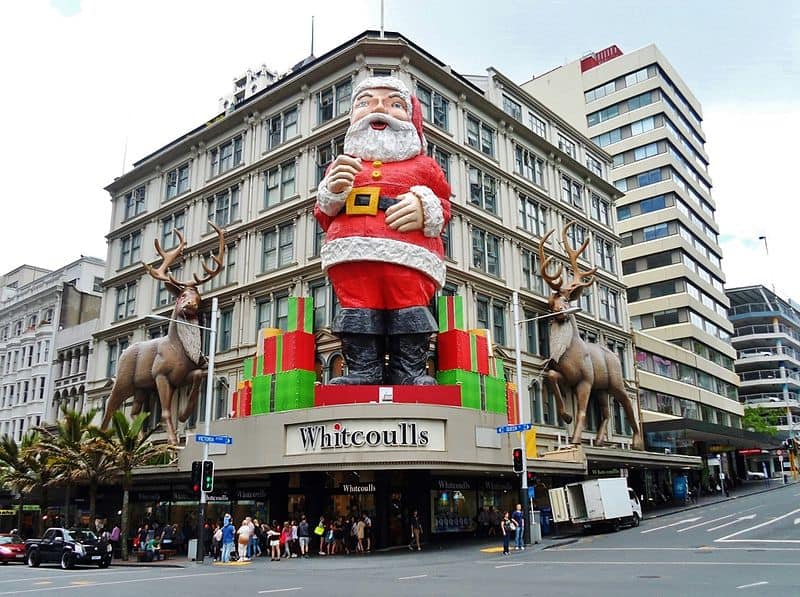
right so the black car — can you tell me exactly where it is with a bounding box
[26,528,112,569]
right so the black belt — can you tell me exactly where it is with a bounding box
[377,196,398,210]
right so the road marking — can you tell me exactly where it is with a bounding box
[736,581,768,590]
[398,574,428,580]
[717,507,800,543]
[707,514,757,532]
[558,546,800,552]
[677,514,734,532]
[641,517,701,534]
[257,589,303,594]
[495,563,524,569]
[0,571,239,595]
[794,517,800,525]
[528,561,800,567]
[0,571,140,585]
[32,584,51,587]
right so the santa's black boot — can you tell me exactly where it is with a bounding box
[386,307,437,385]
[330,308,385,385]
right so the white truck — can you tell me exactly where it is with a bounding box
[548,477,642,532]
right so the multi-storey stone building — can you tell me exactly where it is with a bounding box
[87,31,699,545]
[522,45,757,482]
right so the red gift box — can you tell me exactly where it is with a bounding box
[437,329,471,371]
[281,331,316,372]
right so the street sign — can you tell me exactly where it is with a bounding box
[527,486,535,500]
[195,434,233,445]
[496,423,533,434]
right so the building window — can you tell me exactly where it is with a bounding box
[468,166,498,213]
[578,285,593,315]
[565,224,588,252]
[594,237,616,273]
[586,154,603,177]
[599,285,620,324]
[558,134,576,159]
[165,163,190,199]
[207,244,236,290]
[416,83,449,130]
[123,185,146,220]
[114,282,137,320]
[312,221,325,258]
[106,337,129,377]
[214,379,228,420]
[155,266,182,306]
[255,298,272,337]
[529,112,547,137]
[318,78,352,124]
[502,96,522,121]
[209,134,244,178]
[427,144,451,183]
[584,80,616,104]
[160,211,186,250]
[93,277,103,293]
[514,146,545,187]
[518,194,547,237]
[465,114,495,157]
[441,221,453,259]
[265,105,299,150]
[264,160,297,208]
[119,231,142,269]
[560,174,584,209]
[521,249,545,295]
[310,280,339,331]
[471,227,501,276]
[218,307,233,351]
[475,295,506,345]
[316,135,345,184]
[261,223,295,272]
[590,194,611,226]
[207,186,240,228]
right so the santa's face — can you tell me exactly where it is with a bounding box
[343,87,421,161]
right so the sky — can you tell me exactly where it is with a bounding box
[1,0,798,300]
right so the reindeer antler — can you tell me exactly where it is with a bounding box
[561,221,597,298]
[144,230,186,291]
[192,222,226,287]
[538,229,564,292]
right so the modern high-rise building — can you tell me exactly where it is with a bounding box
[523,45,758,475]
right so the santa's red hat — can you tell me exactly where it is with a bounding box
[351,76,427,153]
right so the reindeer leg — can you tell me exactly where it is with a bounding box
[571,380,592,445]
[179,369,205,422]
[545,370,572,424]
[102,383,126,429]
[612,386,644,450]
[155,375,178,445]
[595,392,610,445]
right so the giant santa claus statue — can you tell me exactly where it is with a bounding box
[315,76,451,385]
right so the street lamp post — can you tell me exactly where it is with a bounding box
[146,296,218,563]
[512,290,580,545]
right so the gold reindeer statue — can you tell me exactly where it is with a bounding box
[101,223,225,445]
[538,222,644,450]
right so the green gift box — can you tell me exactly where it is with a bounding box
[484,376,507,414]
[274,369,316,412]
[287,297,314,333]
[243,357,254,381]
[437,369,481,409]
[437,295,465,332]
[251,375,273,415]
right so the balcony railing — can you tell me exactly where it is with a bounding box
[729,301,800,325]
[739,369,800,383]
[737,346,800,361]
[741,392,800,406]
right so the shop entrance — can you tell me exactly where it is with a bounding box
[326,493,375,521]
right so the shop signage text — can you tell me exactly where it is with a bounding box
[435,480,473,490]
[287,419,445,455]
[341,483,376,493]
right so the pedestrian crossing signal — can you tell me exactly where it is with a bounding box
[202,460,214,492]
[191,460,202,495]
[512,448,523,474]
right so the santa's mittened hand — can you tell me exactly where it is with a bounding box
[326,155,362,194]
[385,193,424,232]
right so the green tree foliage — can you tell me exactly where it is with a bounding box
[743,406,780,436]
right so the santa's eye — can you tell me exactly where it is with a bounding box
[392,101,405,109]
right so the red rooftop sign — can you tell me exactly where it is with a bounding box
[580,45,623,72]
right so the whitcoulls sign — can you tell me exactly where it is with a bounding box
[286,419,445,455]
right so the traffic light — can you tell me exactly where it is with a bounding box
[191,460,202,495]
[512,448,523,474]
[202,460,214,493]
[526,471,535,486]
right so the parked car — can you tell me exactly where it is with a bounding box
[745,470,767,480]
[26,528,112,569]
[0,534,26,564]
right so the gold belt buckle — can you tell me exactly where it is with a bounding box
[345,186,380,215]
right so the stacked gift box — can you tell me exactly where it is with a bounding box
[231,297,316,416]
[435,296,508,414]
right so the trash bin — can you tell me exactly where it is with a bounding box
[540,507,552,535]
[188,538,198,561]
[529,510,542,544]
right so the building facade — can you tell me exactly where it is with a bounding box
[522,46,747,478]
[87,31,702,544]
[0,258,104,442]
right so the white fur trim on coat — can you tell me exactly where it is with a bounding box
[316,178,348,217]
[321,236,446,288]
[410,185,445,238]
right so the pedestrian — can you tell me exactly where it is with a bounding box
[315,516,327,556]
[212,523,222,560]
[512,503,525,551]
[137,524,148,553]
[237,519,252,561]
[501,511,513,555]
[297,515,310,558]
[363,513,372,552]
[267,522,281,561]
[251,519,262,558]
[109,523,121,558]
[221,517,235,563]
[281,521,292,558]
[409,509,422,551]
[356,515,366,554]
[160,522,174,550]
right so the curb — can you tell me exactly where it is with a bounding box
[642,480,798,520]
[110,562,186,569]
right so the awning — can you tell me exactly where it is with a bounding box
[643,418,781,450]
[583,445,703,470]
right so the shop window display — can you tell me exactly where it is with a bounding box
[430,489,476,533]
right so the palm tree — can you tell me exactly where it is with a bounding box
[71,427,119,524]
[19,432,59,535]
[35,406,99,527]
[94,411,174,560]
[0,432,43,535]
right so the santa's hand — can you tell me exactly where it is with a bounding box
[326,155,362,194]
[385,192,424,232]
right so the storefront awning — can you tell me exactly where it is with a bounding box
[583,445,703,470]
[643,419,781,451]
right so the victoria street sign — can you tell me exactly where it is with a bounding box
[496,423,532,434]
[195,434,233,445]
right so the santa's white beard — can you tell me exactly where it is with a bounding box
[343,113,421,161]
